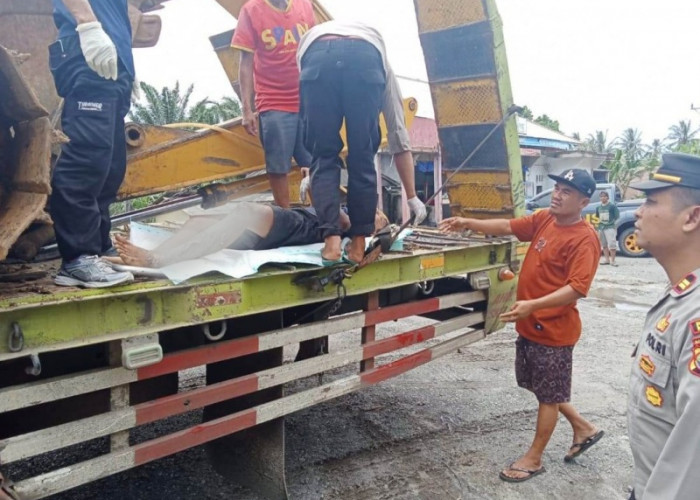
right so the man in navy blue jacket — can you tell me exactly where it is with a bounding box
[50,0,136,287]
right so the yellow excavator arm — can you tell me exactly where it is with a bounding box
[0,0,416,260]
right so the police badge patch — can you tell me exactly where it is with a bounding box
[688,355,700,378]
[655,314,671,334]
[639,355,655,376]
[690,318,700,336]
[645,386,663,407]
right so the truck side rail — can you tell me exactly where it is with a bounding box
[2,290,487,499]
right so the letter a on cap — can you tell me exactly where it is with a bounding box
[564,170,575,181]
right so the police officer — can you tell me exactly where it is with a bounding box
[627,153,700,499]
[50,0,135,287]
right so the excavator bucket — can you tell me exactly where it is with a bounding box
[0,45,52,261]
[0,0,169,261]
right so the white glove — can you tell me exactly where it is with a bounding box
[407,196,427,225]
[76,22,118,80]
[300,175,311,203]
[131,77,141,102]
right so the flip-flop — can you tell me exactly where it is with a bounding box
[600,262,610,265]
[321,256,344,267]
[498,464,546,483]
[342,249,360,267]
[564,430,605,462]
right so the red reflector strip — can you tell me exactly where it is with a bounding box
[137,336,259,380]
[360,349,433,386]
[363,325,436,359]
[134,409,257,465]
[135,375,259,426]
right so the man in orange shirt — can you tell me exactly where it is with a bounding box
[231,0,315,207]
[440,169,603,482]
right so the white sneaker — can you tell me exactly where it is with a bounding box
[55,255,134,288]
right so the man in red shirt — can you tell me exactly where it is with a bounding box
[231,0,315,207]
[440,169,603,482]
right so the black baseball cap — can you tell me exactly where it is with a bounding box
[548,169,596,198]
[630,153,700,192]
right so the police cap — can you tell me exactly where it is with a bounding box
[631,153,700,192]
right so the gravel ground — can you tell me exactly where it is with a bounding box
[16,256,667,500]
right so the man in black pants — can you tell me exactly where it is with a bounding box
[50,0,135,287]
[298,21,398,266]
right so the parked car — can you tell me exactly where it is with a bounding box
[582,198,647,258]
[526,184,648,258]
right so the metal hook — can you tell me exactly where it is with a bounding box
[202,321,227,341]
[418,280,435,295]
[25,353,41,376]
[8,323,24,353]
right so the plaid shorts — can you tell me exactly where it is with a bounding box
[515,336,574,404]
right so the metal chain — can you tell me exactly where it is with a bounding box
[325,282,347,318]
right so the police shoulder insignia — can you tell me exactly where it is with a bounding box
[655,314,671,334]
[690,318,700,336]
[673,273,697,294]
[639,355,655,376]
[645,386,663,407]
[689,351,700,378]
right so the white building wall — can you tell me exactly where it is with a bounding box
[525,153,606,196]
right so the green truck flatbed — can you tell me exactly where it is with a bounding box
[0,229,518,360]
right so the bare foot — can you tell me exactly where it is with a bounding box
[321,235,342,262]
[114,234,155,267]
[345,236,365,264]
[500,455,543,481]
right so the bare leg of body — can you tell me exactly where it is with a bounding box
[114,203,274,267]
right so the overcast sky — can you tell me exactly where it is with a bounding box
[134,0,700,144]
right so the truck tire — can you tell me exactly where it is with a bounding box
[618,226,648,258]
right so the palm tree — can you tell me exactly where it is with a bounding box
[667,120,698,150]
[128,81,242,126]
[616,128,644,160]
[584,130,613,154]
[129,81,194,125]
[648,138,665,162]
[216,96,242,121]
[608,128,653,197]
[188,96,242,124]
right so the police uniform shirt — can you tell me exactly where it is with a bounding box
[628,268,700,499]
[53,0,134,77]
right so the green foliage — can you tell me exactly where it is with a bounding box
[121,82,243,213]
[666,120,698,150]
[517,105,560,131]
[109,195,162,216]
[534,114,560,132]
[674,140,700,155]
[519,105,534,120]
[583,130,614,154]
[129,81,242,126]
[607,128,656,197]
